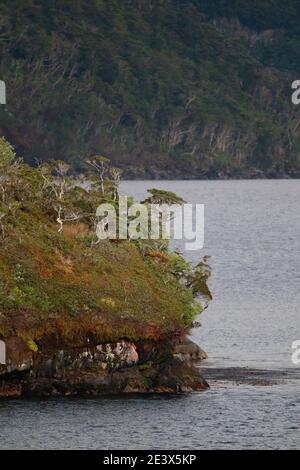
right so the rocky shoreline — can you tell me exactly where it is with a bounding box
[120,165,300,181]
[0,337,209,398]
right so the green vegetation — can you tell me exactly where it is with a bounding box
[0,0,300,177]
[197,0,300,72]
[0,137,210,346]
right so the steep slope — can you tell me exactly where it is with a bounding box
[0,0,299,177]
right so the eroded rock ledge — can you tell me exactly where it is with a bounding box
[0,336,208,398]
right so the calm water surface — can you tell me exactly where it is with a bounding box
[1,180,299,449]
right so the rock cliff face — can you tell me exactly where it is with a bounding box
[0,337,208,398]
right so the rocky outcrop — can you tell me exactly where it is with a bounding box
[20,356,208,397]
[0,337,208,397]
[174,338,208,362]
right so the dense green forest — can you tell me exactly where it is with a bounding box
[0,0,300,178]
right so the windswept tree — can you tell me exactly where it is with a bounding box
[110,167,123,201]
[142,188,186,205]
[38,160,82,233]
[39,160,71,199]
[85,156,110,194]
[139,188,186,245]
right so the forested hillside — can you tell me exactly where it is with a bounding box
[1,0,300,178]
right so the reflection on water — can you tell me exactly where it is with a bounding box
[1,180,300,449]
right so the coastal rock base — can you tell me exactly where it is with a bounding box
[0,339,209,398]
[0,358,208,398]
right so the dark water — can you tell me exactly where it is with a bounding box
[1,180,299,449]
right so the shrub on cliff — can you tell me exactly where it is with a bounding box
[0,138,211,347]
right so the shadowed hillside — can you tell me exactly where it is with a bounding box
[0,0,300,178]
